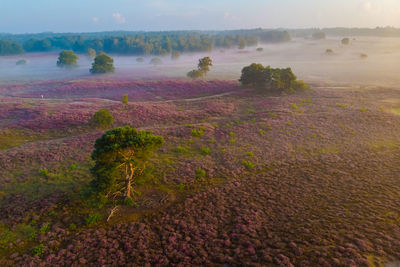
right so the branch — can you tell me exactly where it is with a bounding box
[107,206,120,223]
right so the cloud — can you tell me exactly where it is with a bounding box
[92,17,99,23]
[112,13,126,24]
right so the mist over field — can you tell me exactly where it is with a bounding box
[2,36,400,88]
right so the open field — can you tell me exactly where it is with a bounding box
[0,73,400,265]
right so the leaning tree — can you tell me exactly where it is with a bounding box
[90,126,164,200]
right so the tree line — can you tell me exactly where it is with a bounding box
[0,29,291,56]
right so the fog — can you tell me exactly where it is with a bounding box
[1,36,400,87]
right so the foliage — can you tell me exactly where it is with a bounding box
[32,244,45,256]
[326,49,333,54]
[0,40,24,56]
[90,52,115,74]
[195,168,206,179]
[341,38,350,45]
[90,126,164,198]
[16,59,27,65]
[256,47,264,52]
[198,57,213,75]
[90,109,114,129]
[122,94,129,105]
[187,70,204,80]
[85,213,101,225]
[87,48,96,58]
[57,50,79,68]
[136,57,145,62]
[191,128,204,137]
[239,63,309,93]
[150,57,162,65]
[200,146,211,155]
[242,160,255,169]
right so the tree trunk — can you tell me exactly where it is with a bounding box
[125,174,132,199]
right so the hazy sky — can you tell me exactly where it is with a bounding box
[1,0,400,33]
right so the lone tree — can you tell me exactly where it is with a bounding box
[122,94,129,105]
[341,38,350,45]
[57,50,78,68]
[239,63,309,94]
[90,109,114,129]
[90,126,164,199]
[198,57,213,75]
[90,52,115,74]
[187,56,213,79]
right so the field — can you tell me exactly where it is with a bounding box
[1,37,400,266]
[0,75,400,266]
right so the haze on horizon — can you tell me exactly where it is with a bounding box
[1,0,400,34]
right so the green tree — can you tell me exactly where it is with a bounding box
[90,126,164,199]
[57,50,79,68]
[90,52,115,74]
[87,48,96,59]
[198,57,213,75]
[90,109,114,129]
[239,63,272,87]
[122,94,129,105]
[187,69,204,80]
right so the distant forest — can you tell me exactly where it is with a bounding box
[0,29,290,56]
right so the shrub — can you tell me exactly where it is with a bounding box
[122,94,129,104]
[291,103,299,110]
[39,168,48,177]
[124,197,135,206]
[176,146,189,153]
[196,169,206,179]
[90,109,114,129]
[191,128,204,137]
[360,53,368,59]
[325,49,333,54]
[341,38,350,45]
[187,69,204,80]
[16,59,27,65]
[256,47,264,52]
[32,244,45,256]
[69,164,77,170]
[200,146,211,155]
[178,183,185,190]
[242,160,255,170]
[90,52,115,74]
[150,57,162,65]
[69,223,77,230]
[39,225,50,233]
[136,57,145,62]
[85,213,101,225]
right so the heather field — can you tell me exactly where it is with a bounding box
[0,77,400,266]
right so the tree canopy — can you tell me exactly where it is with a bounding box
[198,57,213,74]
[239,63,309,94]
[90,109,114,129]
[90,52,115,74]
[0,40,24,56]
[57,50,79,68]
[90,126,164,199]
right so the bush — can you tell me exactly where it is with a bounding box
[242,160,255,170]
[191,128,204,137]
[85,213,101,225]
[90,109,114,129]
[187,69,204,80]
[256,47,264,52]
[90,52,115,74]
[122,94,129,104]
[150,57,162,65]
[16,59,27,65]
[39,225,50,233]
[176,146,189,153]
[341,38,350,45]
[32,244,45,256]
[200,147,211,155]
[195,169,206,179]
[325,49,333,54]
[124,197,135,206]
[136,57,145,62]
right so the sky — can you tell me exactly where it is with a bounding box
[1,0,400,33]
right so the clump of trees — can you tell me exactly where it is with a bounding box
[90,126,164,200]
[90,52,115,74]
[187,57,213,79]
[341,38,350,45]
[239,63,309,94]
[57,50,79,68]
[90,109,114,129]
[0,40,24,56]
